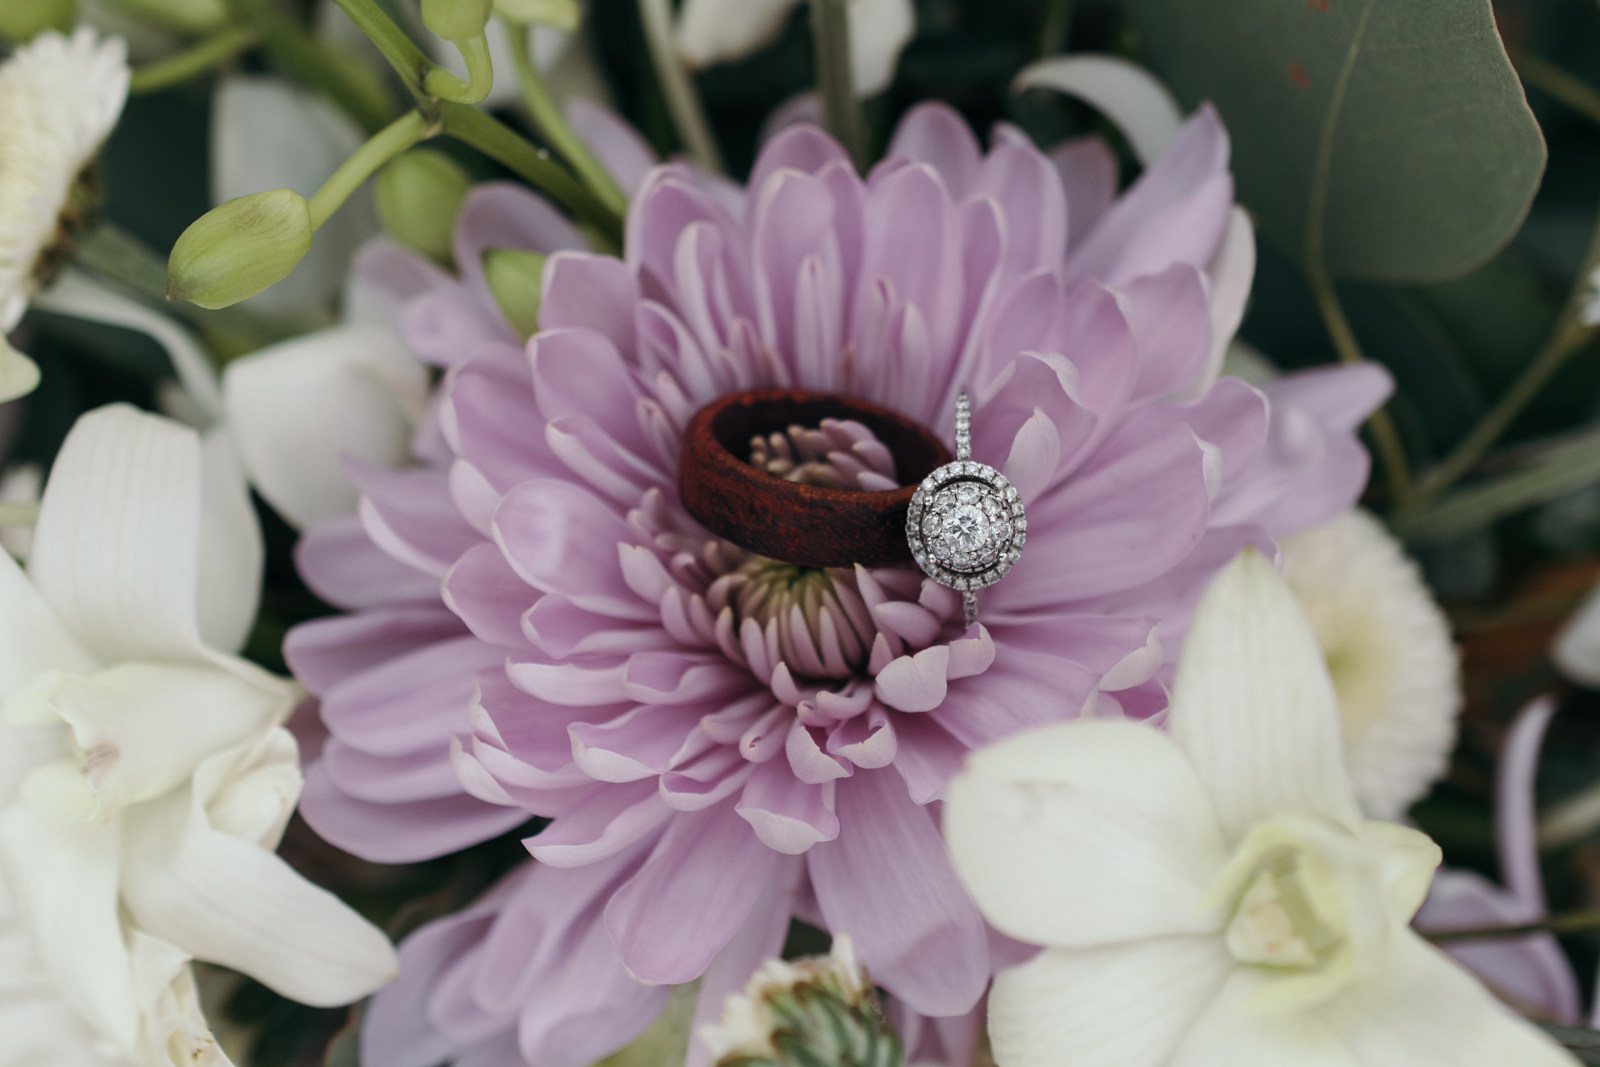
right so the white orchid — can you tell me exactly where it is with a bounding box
[1280,508,1460,820]
[0,26,129,401]
[0,403,397,1066]
[222,273,427,531]
[675,0,913,97]
[945,548,1575,1067]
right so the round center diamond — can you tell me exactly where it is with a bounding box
[922,480,1013,573]
[908,460,1026,592]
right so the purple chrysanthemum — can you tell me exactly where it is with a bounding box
[285,103,1391,1067]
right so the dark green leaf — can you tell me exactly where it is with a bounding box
[1124,0,1546,281]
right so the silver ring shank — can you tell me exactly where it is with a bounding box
[955,390,971,462]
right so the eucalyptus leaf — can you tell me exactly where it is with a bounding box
[1123,0,1546,281]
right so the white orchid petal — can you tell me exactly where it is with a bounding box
[45,662,287,817]
[121,749,397,1007]
[0,804,138,1057]
[212,76,373,319]
[675,0,798,68]
[0,335,40,405]
[0,547,96,707]
[127,931,235,1067]
[33,270,222,421]
[1553,580,1600,686]
[1168,548,1363,843]
[847,0,914,97]
[222,324,425,530]
[29,405,214,664]
[989,938,1232,1067]
[197,427,264,654]
[1317,934,1575,1066]
[1013,54,1184,165]
[1171,969,1357,1067]
[944,718,1228,948]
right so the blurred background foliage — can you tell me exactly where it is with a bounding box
[18,0,1600,1059]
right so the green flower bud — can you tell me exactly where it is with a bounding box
[492,0,579,30]
[167,189,312,310]
[100,0,227,34]
[701,936,903,1067]
[482,247,546,340]
[0,0,76,41]
[422,0,492,41]
[375,149,472,265]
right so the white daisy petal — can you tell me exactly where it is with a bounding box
[1168,547,1363,842]
[1280,510,1459,820]
[0,28,128,334]
[988,938,1232,1067]
[944,718,1228,948]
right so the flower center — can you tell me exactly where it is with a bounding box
[707,558,872,680]
[745,418,900,491]
[31,164,100,290]
[1224,846,1344,970]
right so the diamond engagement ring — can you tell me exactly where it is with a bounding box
[906,390,1025,627]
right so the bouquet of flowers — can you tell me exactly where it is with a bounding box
[4,0,1600,1063]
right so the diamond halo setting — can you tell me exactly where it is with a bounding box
[906,391,1024,624]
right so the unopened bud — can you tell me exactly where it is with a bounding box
[105,0,227,34]
[422,0,492,41]
[492,0,579,30]
[482,247,546,340]
[0,0,76,41]
[167,189,312,310]
[699,935,903,1067]
[375,149,472,264]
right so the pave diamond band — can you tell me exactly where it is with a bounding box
[906,390,1025,626]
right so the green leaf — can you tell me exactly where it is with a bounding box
[1391,422,1600,543]
[1123,0,1546,282]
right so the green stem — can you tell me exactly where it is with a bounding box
[229,0,396,132]
[1302,0,1412,506]
[636,0,724,173]
[810,0,868,172]
[1308,263,1415,505]
[1407,220,1600,510]
[329,0,435,98]
[424,32,495,103]
[506,21,629,218]
[308,110,434,229]
[1035,0,1076,58]
[438,102,623,250]
[1513,49,1600,129]
[1425,908,1600,943]
[128,26,260,94]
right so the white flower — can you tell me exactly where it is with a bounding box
[675,0,914,97]
[222,274,427,530]
[698,934,869,1063]
[1280,508,1460,820]
[944,548,1575,1067]
[1551,571,1600,688]
[0,404,397,1066]
[0,27,128,401]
